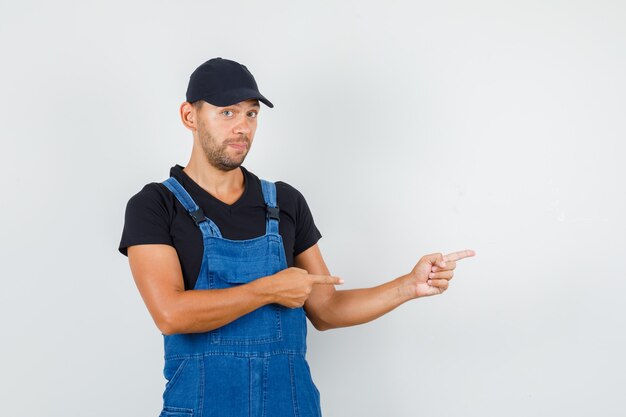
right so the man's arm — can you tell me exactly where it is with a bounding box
[128,244,276,335]
[297,244,414,331]
[297,244,475,331]
[128,244,342,335]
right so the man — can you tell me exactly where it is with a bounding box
[119,57,475,417]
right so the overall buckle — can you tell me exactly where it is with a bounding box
[266,205,280,221]
[189,208,207,226]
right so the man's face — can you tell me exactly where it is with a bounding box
[193,99,260,171]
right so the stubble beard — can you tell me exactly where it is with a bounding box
[199,127,251,172]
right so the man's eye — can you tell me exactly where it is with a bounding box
[222,110,233,117]
[247,111,258,118]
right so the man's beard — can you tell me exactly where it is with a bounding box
[199,128,250,172]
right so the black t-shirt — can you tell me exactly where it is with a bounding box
[119,164,322,290]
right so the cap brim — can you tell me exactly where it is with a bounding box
[203,88,274,108]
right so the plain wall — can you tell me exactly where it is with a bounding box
[1,1,625,416]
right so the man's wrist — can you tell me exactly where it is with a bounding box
[395,274,417,302]
[250,276,276,305]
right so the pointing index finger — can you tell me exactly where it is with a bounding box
[443,249,476,262]
[310,274,344,285]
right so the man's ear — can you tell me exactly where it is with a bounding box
[180,101,196,131]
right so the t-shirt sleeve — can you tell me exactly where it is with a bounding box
[118,183,174,256]
[291,186,323,256]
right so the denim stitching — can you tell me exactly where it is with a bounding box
[289,354,300,417]
[164,349,308,361]
[197,356,204,417]
[262,357,269,417]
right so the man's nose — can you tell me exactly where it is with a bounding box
[233,116,251,135]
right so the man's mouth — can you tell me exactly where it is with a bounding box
[227,142,247,150]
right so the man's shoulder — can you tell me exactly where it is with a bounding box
[275,180,305,200]
[130,180,168,200]
[124,180,172,214]
[275,180,314,215]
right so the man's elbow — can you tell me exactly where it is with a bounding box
[305,299,337,331]
[314,323,332,331]
[155,309,182,336]
[309,316,334,331]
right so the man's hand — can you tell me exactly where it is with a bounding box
[407,249,476,298]
[261,267,344,308]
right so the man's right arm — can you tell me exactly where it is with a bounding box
[127,244,342,335]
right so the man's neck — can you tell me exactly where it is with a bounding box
[183,153,245,205]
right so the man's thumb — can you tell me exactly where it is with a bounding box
[427,252,446,268]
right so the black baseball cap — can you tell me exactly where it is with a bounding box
[186,57,274,108]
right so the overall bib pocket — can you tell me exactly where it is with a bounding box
[209,262,283,345]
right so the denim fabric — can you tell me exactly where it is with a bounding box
[159,177,322,417]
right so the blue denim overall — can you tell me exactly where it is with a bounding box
[159,176,322,417]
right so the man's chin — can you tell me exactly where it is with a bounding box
[212,158,246,172]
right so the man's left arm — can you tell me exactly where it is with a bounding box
[295,244,475,331]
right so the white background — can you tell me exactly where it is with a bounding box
[1,1,625,416]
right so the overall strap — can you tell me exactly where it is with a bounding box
[162,177,222,238]
[260,179,280,235]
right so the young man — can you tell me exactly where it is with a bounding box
[119,57,475,417]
